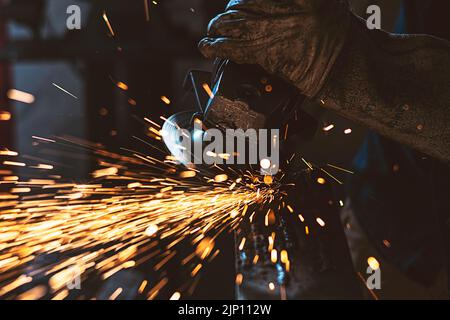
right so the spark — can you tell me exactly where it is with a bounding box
[33,164,54,170]
[367,257,380,271]
[170,291,181,300]
[2,176,18,181]
[202,83,214,98]
[160,96,171,105]
[280,250,288,264]
[10,188,31,194]
[356,272,379,300]
[52,290,69,300]
[214,174,228,183]
[238,238,246,251]
[320,168,343,185]
[17,286,47,300]
[196,238,215,260]
[230,209,239,219]
[7,89,35,104]
[127,182,142,189]
[268,235,274,251]
[144,118,161,128]
[316,217,326,227]
[52,83,78,99]
[263,175,273,185]
[116,82,129,91]
[0,142,273,299]
[191,264,202,277]
[301,158,313,170]
[92,167,119,178]
[0,117,286,300]
[0,111,11,121]
[270,249,277,263]
[145,224,158,236]
[235,273,243,286]
[0,150,18,156]
[109,288,123,300]
[3,161,26,167]
[326,163,354,174]
[284,124,289,140]
[32,136,56,143]
[138,280,148,293]
[102,11,115,37]
[316,177,326,185]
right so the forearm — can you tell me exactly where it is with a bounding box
[317,16,450,163]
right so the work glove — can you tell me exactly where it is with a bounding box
[199,0,351,98]
[199,0,450,164]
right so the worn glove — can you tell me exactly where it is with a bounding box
[200,0,450,164]
[199,0,351,97]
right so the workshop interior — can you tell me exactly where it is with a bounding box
[0,0,449,302]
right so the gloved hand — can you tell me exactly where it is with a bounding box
[200,0,450,164]
[199,0,351,98]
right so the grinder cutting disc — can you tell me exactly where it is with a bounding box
[161,111,196,167]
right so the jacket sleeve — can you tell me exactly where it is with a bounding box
[316,15,450,163]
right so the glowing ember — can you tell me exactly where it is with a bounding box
[202,83,214,98]
[7,89,35,104]
[0,111,11,121]
[145,224,159,237]
[316,217,326,227]
[367,257,380,270]
[160,96,171,105]
[170,291,181,300]
[102,11,115,36]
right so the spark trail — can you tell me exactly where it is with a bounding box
[0,135,277,300]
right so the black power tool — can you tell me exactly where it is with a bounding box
[162,59,318,173]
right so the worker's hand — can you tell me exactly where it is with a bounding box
[199,0,351,97]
